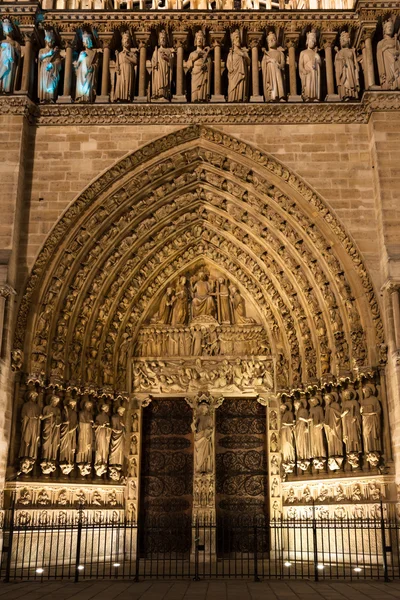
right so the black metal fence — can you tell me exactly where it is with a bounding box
[1,507,400,582]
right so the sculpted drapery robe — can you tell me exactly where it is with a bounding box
[309,403,326,458]
[94,411,112,466]
[299,47,321,100]
[281,409,295,463]
[262,48,286,101]
[361,396,382,453]
[226,47,250,102]
[19,399,41,459]
[191,279,216,318]
[342,397,361,453]
[114,48,137,101]
[194,413,214,474]
[294,407,312,460]
[377,35,400,90]
[59,405,78,464]
[187,48,210,102]
[0,37,20,93]
[109,413,126,466]
[334,47,359,100]
[38,46,62,102]
[41,405,61,461]
[77,408,93,463]
[151,46,174,99]
[75,47,99,103]
[324,401,343,456]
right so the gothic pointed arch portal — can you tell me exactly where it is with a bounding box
[12,126,389,517]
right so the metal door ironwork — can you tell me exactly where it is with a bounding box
[216,397,268,555]
[139,398,193,556]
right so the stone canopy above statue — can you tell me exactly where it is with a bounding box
[148,267,259,327]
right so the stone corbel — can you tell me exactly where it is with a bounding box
[321,32,340,102]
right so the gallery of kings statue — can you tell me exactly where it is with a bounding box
[0,0,399,575]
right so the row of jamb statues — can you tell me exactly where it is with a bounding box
[18,388,131,480]
[1,19,400,102]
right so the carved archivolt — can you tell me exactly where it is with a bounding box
[13,126,384,400]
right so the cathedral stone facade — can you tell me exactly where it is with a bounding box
[0,0,400,567]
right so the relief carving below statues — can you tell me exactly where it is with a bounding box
[112,31,138,103]
[299,30,321,102]
[0,19,20,94]
[334,32,359,101]
[151,30,174,101]
[262,31,286,102]
[186,30,211,103]
[38,29,62,103]
[74,32,99,103]
[377,18,400,91]
[227,29,250,102]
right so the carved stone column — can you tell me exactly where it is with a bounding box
[134,37,148,103]
[362,27,378,90]
[0,284,16,358]
[58,39,74,103]
[323,33,339,102]
[96,38,111,103]
[172,35,187,103]
[285,33,301,102]
[20,32,35,96]
[383,281,400,353]
[249,36,262,103]
[211,35,225,103]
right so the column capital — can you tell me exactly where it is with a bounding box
[99,36,113,49]
[321,32,338,48]
[381,279,400,294]
[284,32,300,50]
[0,284,16,299]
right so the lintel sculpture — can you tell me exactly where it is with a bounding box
[299,29,321,102]
[0,19,20,94]
[74,31,99,103]
[38,29,62,103]
[261,30,286,102]
[377,18,400,91]
[334,31,359,100]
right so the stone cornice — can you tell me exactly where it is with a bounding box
[1,92,399,126]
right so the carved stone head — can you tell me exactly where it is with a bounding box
[158,30,167,48]
[122,31,131,49]
[195,30,205,48]
[340,31,350,49]
[383,19,395,37]
[267,31,277,49]
[2,19,13,37]
[44,29,56,47]
[82,31,94,50]
[306,30,317,50]
[50,395,60,407]
[231,29,241,48]
[117,405,126,416]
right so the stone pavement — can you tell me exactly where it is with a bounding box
[2,580,400,600]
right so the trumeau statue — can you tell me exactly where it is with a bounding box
[193,402,214,474]
[261,31,286,102]
[38,29,62,103]
[186,30,211,103]
[74,31,99,103]
[0,19,20,94]
[299,30,321,101]
[19,391,41,461]
[59,396,78,472]
[94,402,112,475]
[151,30,174,101]
[377,18,400,91]
[334,31,359,100]
[113,31,138,102]
[226,29,250,102]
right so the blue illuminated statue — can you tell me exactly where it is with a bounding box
[38,29,61,102]
[0,19,20,94]
[74,31,99,102]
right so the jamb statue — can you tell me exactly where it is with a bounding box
[299,29,321,101]
[94,402,112,476]
[0,19,20,94]
[334,31,359,100]
[151,30,174,101]
[186,30,211,103]
[113,31,138,102]
[38,29,62,103]
[59,396,78,473]
[19,390,41,473]
[261,31,286,102]
[40,395,62,473]
[360,383,382,466]
[226,29,250,102]
[74,31,99,103]
[377,18,400,91]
